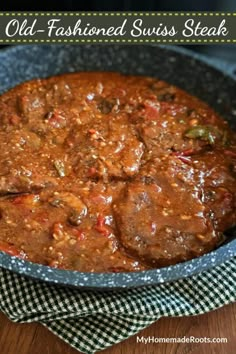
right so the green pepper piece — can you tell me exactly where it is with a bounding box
[184,125,221,144]
[222,131,231,146]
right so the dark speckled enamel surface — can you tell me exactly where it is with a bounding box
[0,45,235,290]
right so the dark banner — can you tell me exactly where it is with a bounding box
[0,12,235,44]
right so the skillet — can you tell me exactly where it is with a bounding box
[0,44,235,290]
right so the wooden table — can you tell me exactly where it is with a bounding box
[0,302,235,354]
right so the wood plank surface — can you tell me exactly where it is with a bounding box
[0,302,235,354]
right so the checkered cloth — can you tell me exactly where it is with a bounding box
[0,258,235,354]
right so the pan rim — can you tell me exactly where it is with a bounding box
[0,44,235,289]
[0,239,235,289]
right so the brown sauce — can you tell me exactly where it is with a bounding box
[0,72,235,272]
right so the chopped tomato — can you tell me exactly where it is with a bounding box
[94,215,112,237]
[108,267,126,273]
[9,114,21,125]
[143,100,160,120]
[224,149,236,158]
[0,241,25,258]
[88,129,97,134]
[72,229,85,241]
[12,194,40,207]
[173,148,195,157]
[87,167,98,177]
[46,109,66,128]
[176,155,192,165]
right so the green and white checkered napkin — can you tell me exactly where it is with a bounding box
[0,258,235,354]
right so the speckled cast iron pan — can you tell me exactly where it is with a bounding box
[0,45,235,290]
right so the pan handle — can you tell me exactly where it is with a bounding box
[230,66,236,78]
[178,47,236,79]
[225,63,236,78]
[209,57,236,79]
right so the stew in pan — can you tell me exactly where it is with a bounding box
[0,72,235,272]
